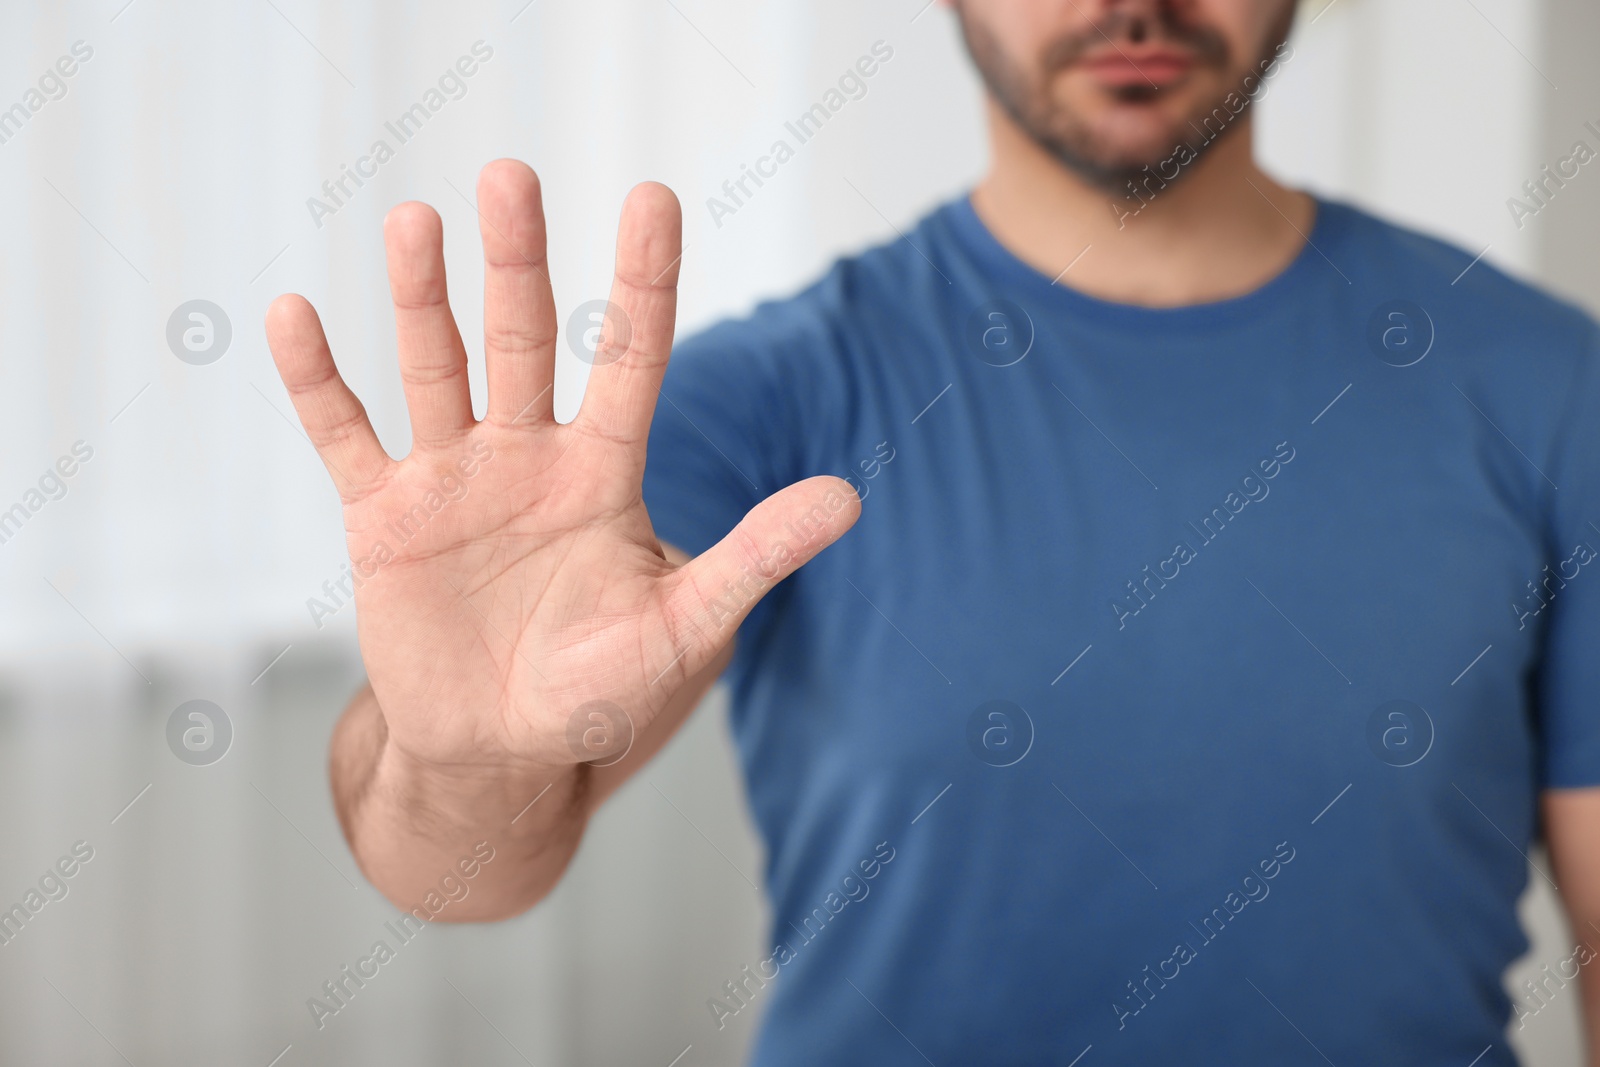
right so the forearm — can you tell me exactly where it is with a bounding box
[331,686,590,922]
[1542,789,1600,1065]
[1567,894,1600,1067]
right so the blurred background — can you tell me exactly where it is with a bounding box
[0,0,1597,1063]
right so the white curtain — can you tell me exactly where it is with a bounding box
[0,0,1591,1063]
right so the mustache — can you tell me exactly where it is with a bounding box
[1041,11,1231,72]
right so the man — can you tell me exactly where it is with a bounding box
[265,0,1600,1062]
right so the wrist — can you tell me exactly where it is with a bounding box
[372,738,583,834]
[352,742,588,921]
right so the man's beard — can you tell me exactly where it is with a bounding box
[954,3,1295,194]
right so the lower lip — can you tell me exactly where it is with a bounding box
[1082,58,1193,88]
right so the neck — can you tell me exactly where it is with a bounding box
[969,97,1315,307]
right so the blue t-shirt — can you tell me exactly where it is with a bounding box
[641,191,1600,1065]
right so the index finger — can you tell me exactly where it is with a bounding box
[265,294,393,499]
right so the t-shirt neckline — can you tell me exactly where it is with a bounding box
[943,188,1341,330]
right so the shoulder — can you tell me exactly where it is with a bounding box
[1320,197,1598,355]
[1322,197,1600,457]
[664,198,962,439]
[670,197,963,373]
[1322,198,1600,526]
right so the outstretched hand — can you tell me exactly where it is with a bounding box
[264,160,858,776]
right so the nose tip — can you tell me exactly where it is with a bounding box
[1103,0,1163,42]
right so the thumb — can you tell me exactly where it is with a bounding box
[660,475,861,668]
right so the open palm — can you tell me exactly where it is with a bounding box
[264,160,858,773]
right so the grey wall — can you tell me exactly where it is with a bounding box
[0,648,771,1065]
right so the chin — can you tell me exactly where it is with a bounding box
[1070,116,1192,172]
[1093,123,1186,161]
[1057,84,1205,157]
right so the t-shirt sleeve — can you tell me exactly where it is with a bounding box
[640,298,837,673]
[1536,318,1600,788]
[643,324,773,560]
[641,307,815,555]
